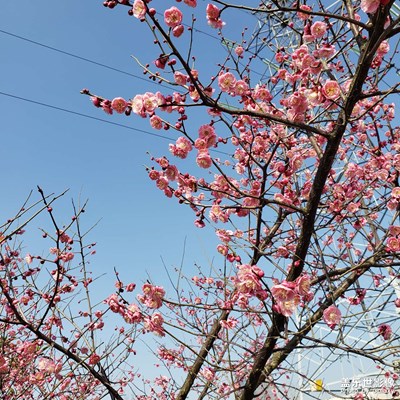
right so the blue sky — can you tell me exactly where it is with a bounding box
[0,1,235,287]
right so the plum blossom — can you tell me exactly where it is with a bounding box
[201,366,215,381]
[271,282,301,317]
[387,237,400,252]
[218,72,236,93]
[235,264,266,300]
[310,21,327,39]
[323,305,341,329]
[132,0,146,19]
[378,323,392,340]
[322,80,341,100]
[164,7,183,28]
[88,353,101,365]
[144,312,165,336]
[360,0,381,14]
[111,97,128,114]
[169,136,193,159]
[184,0,197,7]
[0,355,8,374]
[196,151,212,169]
[206,4,225,29]
[150,115,163,130]
[173,25,184,37]
[138,283,165,309]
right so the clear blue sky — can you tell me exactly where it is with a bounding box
[0,0,239,287]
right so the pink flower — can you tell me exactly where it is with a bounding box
[206,4,225,29]
[105,293,121,313]
[174,71,188,86]
[144,312,165,336]
[138,283,165,309]
[88,353,101,365]
[322,80,341,100]
[218,72,236,92]
[0,355,8,374]
[206,3,221,19]
[150,115,163,130]
[184,0,197,7]
[201,366,215,381]
[310,21,327,39]
[387,237,400,252]
[323,305,341,329]
[235,46,244,56]
[297,4,312,20]
[164,7,183,28]
[271,283,300,317]
[196,151,212,169]
[169,137,193,159]
[360,0,380,13]
[111,97,128,114]
[295,275,311,297]
[235,264,264,297]
[132,0,146,19]
[123,303,143,324]
[378,324,392,340]
[172,24,184,37]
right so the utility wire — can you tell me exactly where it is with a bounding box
[0,90,230,155]
[0,29,157,84]
[0,90,172,140]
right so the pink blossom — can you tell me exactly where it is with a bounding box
[378,324,392,340]
[0,355,8,374]
[164,7,183,28]
[271,283,300,317]
[105,293,121,313]
[150,115,163,130]
[88,353,101,365]
[172,25,185,37]
[123,303,143,324]
[201,366,215,381]
[297,4,312,20]
[220,317,238,329]
[295,275,311,297]
[184,0,197,7]
[169,136,193,159]
[111,97,128,114]
[196,151,212,169]
[360,0,380,13]
[235,45,244,56]
[322,80,341,100]
[144,312,165,336]
[234,80,249,96]
[387,237,400,252]
[310,21,327,39]
[174,71,188,86]
[138,283,165,309]
[235,264,264,298]
[323,305,341,329]
[132,0,146,19]
[218,72,236,92]
[206,4,225,29]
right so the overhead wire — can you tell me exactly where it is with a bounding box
[0,90,230,156]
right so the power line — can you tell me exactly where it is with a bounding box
[0,90,172,140]
[0,90,230,155]
[0,29,153,84]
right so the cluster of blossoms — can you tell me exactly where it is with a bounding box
[387,225,400,252]
[233,264,267,308]
[105,283,166,336]
[271,275,313,318]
